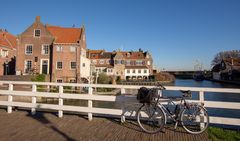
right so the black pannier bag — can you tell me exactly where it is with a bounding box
[137,87,153,103]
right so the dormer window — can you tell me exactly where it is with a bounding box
[34,29,41,37]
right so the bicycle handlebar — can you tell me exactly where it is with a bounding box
[155,82,166,90]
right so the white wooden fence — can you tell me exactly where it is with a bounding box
[0,81,239,126]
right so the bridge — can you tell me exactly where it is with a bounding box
[0,81,239,141]
[167,71,198,79]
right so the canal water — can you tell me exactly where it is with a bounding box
[41,79,240,128]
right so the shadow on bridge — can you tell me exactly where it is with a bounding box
[26,111,76,141]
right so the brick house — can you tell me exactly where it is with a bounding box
[88,49,153,80]
[16,16,90,83]
[0,29,17,75]
[46,25,88,83]
[16,16,54,75]
[212,58,240,81]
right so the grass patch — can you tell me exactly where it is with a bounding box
[208,127,240,141]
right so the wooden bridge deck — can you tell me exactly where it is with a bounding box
[0,109,209,141]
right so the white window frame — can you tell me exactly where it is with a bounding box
[56,79,63,83]
[70,46,76,52]
[40,59,49,74]
[70,61,77,70]
[34,29,41,37]
[25,44,33,55]
[0,49,8,58]
[56,61,63,70]
[126,60,131,65]
[42,44,49,55]
[144,69,147,74]
[99,59,104,64]
[138,69,141,74]
[56,46,63,52]
[92,60,97,64]
[133,69,136,73]
[24,60,32,73]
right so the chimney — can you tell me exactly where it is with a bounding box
[35,16,40,23]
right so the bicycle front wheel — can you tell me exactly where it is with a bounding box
[181,105,209,134]
[137,104,165,134]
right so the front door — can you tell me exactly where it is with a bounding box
[41,60,48,74]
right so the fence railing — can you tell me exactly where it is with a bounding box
[0,81,239,126]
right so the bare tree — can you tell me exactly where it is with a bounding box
[211,50,240,66]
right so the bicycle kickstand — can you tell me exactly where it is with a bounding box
[174,121,178,130]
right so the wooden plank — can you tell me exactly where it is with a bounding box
[204,101,240,110]
[210,116,240,126]
[0,101,122,116]
[0,80,240,93]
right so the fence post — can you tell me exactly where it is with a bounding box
[199,90,205,129]
[158,89,162,97]
[7,84,13,113]
[58,86,63,118]
[88,86,93,121]
[121,88,126,123]
[199,90,204,103]
[31,84,37,115]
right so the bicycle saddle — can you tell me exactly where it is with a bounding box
[180,90,192,98]
[180,90,191,94]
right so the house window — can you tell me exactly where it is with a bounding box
[136,60,143,65]
[126,60,131,66]
[25,45,33,55]
[0,49,8,58]
[127,70,130,74]
[82,63,85,67]
[71,62,76,69]
[56,46,63,52]
[108,69,112,73]
[144,69,147,74]
[138,69,141,74]
[42,45,49,55]
[133,69,136,73]
[70,46,76,52]
[99,60,104,64]
[25,60,32,73]
[57,61,63,69]
[34,29,41,37]
[69,79,76,83]
[91,60,97,64]
[57,79,63,83]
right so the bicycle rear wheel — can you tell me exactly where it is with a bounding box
[137,103,165,134]
[181,105,209,134]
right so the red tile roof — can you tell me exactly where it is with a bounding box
[46,26,82,43]
[0,31,17,49]
[88,50,148,60]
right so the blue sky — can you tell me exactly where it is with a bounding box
[1,0,240,71]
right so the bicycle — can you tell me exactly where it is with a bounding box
[136,84,209,134]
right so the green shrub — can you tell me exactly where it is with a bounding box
[31,74,45,82]
[208,127,240,141]
[31,74,46,92]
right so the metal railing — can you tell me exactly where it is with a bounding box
[0,81,239,126]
